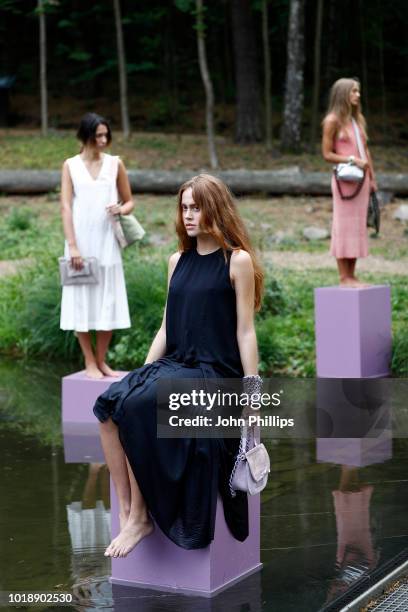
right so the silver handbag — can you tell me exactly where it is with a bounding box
[335,162,364,183]
[229,425,270,497]
[58,256,99,286]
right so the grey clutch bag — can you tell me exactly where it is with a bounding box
[58,257,99,286]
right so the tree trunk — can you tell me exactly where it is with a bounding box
[323,0,338,92]
[1,169,406,195]
[113,0,130,139]
[281,0,304,152]
[359,0,369,116]
[262,0,272,151]
[377,7,388,141]
[310,0,323,151]
[196,0,218,169]
[231,0,262,143]
[38,0,48,136]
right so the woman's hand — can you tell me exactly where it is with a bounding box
[370,178,378,193]
[355,158,369,170]
[106,203,122,216]
[69,245,84,270]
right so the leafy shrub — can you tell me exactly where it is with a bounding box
[256,317,286,375]
[6,207,35,232]
[391,331,408,376]
[0,255,167,364]
[259,276,286,318]
[108,259,167,368]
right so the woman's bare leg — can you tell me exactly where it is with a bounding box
[96,330,120,377]
[337,258,367,287]
[100,419,153,558]
[77,332,103,379]
[349,258,369,287]
[106,459,154,558]
[337,258,352,285]
[99,419,131,532]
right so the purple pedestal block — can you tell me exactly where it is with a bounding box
[316,435,392,467]
[61,371,262,596]
[110,487,261,596]
[314,285,391,378]
[62,370,128,424]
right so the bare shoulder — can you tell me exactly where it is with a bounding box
[231,249,252,267]
[61,159,73,183]
[230,249,253,277]
[168,251,182,271]
[322,113,338,131]
[168,251,182,283]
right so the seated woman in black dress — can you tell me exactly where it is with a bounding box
[94,174,264,558]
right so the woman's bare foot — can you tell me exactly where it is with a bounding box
[98,362,121,377]
[104,519,154,558]
[104,509,130,552]
[340,277,368,288]
[118,506,131,531]
[351,276,371,288]
[85,363,104,379]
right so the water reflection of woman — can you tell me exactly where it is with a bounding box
[93,174,264,558]
[326,466,378,604]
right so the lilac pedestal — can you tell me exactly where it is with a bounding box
[62,371,262,596]
[314,286,393,466]
[62,370,128,424]
[314,285,391,378]
[111,490,261,596]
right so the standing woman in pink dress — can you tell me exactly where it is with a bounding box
[322,78,377,287]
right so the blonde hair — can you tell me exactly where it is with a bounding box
[176,174,264,311]
[323,78,367,139]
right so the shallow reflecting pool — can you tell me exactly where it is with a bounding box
[1,361,407,611]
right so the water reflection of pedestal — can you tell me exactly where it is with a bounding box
[111,570,262,612]
[316,378,392,467]
[314,286,393,466]
[62,372,262,597]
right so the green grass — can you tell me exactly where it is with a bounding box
[0,194,407,376]
[1,129,407,172]
[1,252,407,376]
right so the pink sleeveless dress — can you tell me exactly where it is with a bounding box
[330,122,370,259]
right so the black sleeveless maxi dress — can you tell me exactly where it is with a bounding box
[93,247,248,549]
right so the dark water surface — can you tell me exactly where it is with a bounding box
[1,361,407,611]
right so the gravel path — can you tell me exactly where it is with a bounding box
[265,251,408,275]
[0,252,406,278]
[0,259,32,278]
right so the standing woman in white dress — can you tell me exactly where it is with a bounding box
[60,113,132,379]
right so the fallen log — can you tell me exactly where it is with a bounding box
[0,168,407,196]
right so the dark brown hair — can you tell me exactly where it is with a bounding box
[77,112,112,146]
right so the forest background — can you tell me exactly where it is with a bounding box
[1,0,407,149]
[0,0,407,381]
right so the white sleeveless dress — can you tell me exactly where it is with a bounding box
[60,153,131,331]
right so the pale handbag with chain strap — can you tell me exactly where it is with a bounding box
[334,118,366,200]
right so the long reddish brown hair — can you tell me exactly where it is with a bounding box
[176,174,264,311]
